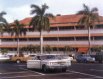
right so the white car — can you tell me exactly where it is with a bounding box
[0,54,10,62]
[27,54,71,72]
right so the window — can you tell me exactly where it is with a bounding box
[19,38,27,41]
[94,36,103,40]
[59,37,74,41]
[28,28,34,32]
[95,25,103,29]
[76,37,88,41]
[50,27,58,31]
[2,38,14,41]
[59,26,74,30]
[44,37,58,41]
[28,38,40,41]
[76,26,85,30]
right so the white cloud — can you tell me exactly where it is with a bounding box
[5,5,31,23]
[40,0,103,15]
[0,0,103,22]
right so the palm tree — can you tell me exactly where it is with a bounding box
[9,20,27,55]
[0,11,8,36]
[29,4,54,54]
[0,11,8,52]
[77,4,99,54]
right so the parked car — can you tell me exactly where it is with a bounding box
[27,54,71,72]
[0,54,10,62]
[10,54,35,63]
[95,52,103,63]
[76,54,95,63]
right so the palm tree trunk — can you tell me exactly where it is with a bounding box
[17,37,19,55]
[88,26,91,54]
[40,31,43,54]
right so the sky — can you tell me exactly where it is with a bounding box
[0,0,103,23]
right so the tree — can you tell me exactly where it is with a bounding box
[22,45,40,54]
[27,44,36,54]
[0,48,8,55]
[9,20,27,55]
[20,46,28,54]
[93,46,103,63]
[92,46,103,52]
[44,45,53,54]
[35,45,40,53]
[0,24,5,36]
[29,4,54,54]
[0,11,8,36]
[77,4,99,54]
[64,46,73,55]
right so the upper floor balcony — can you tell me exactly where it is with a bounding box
[2,29,103,38]
[1,40,103,46]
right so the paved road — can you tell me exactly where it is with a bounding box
[0,63,103,79]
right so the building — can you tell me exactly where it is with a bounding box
[0,14,103,55]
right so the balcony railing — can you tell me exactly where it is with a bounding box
[2,29,103,37]
[1,41,103,46]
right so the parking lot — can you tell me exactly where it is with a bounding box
[0,63,103,79]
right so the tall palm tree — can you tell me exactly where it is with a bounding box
[29,4,54,54]
[9,20,27,55]
[0,11,8,52]
[77,4,99,54]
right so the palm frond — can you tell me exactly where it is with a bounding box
[29,4,54,32]
[83,4,90,12]
[43,17,50,31]
[30,4,41,15]
[0,11,6,16]
[77,4,90,15]
[41,4,49,15]
[9,20,27,36]
[77,11,86,15]
[91,7,98,13]
[31,4,40,9]
[44,13,54,18]
[77,4,99,28]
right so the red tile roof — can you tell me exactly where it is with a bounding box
[19,14,82,25]
[19,14,103,27]
[19,17,32,25]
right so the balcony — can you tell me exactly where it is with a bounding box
[2,29,103,37]
[1,40,103,46]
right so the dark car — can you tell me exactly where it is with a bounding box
[95,52,103,63]
[76,54,95,63]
